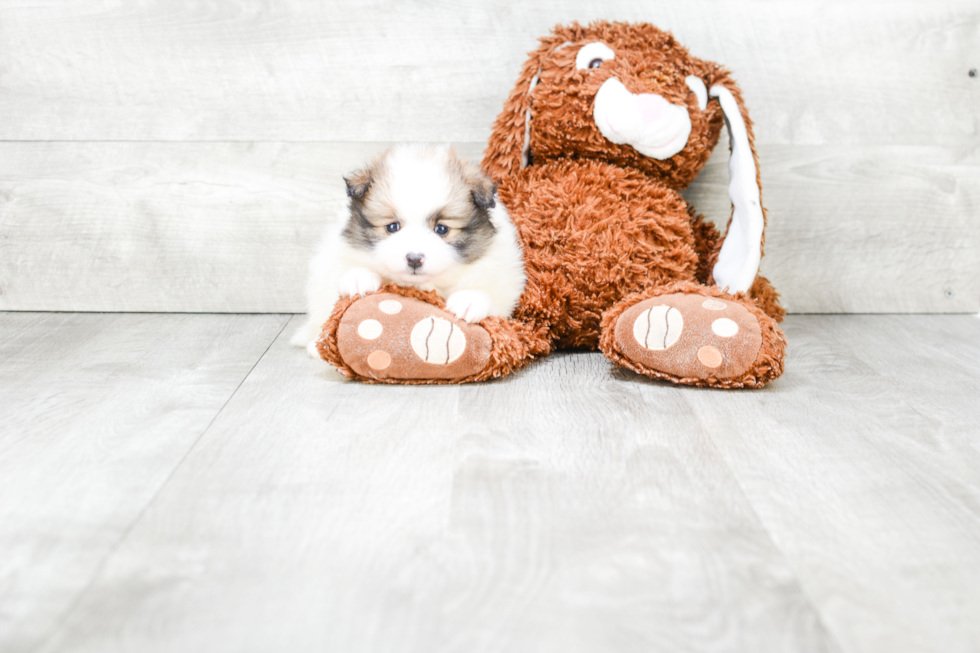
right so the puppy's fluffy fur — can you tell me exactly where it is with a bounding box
[292,144,526,352]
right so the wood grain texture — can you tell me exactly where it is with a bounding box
[29,316,842,653]
[3,313,980,651]
[1,1,977,314]
[0,141,481,313]
[0,1,976,145]
[0,312,290,653]
[2,141,976,313]
[683,143,980,313]
[683,314,980,653]
[434,357,840,652]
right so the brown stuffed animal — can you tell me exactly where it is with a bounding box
[319,21,786,388]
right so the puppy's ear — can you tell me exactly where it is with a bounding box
[471,178,497,210]
[344,169,372,199]
[457,156,497,210]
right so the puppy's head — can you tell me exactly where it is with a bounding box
[342,144,497,285]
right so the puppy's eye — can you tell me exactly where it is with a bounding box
[385,222,400,234]
[434,224,449,237]
[576,42,615,70]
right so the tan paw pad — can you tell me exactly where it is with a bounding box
[357,319,383,340]
[632,305,683,350]
[379,299,403,314]
[711,318,739,338]
[697,345,723,368]
[367,350,392,370]
[410,317,466,364]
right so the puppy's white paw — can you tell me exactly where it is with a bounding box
[306,340,322,360]
[338,267,381,298]
[446,290,494,323]
[291,319,321,347]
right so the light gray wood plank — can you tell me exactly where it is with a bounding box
[0,1,976,145]
[0,312,289,653]
[31,316,841,653]
[31,316,468,653]
[0,141,481,313]
[2,141,977,314]
[684,144,980,313]
[4,313,980,651]
[682,314,980,653]
[432,358,840,652]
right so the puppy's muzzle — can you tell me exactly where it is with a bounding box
[406,253,425,271]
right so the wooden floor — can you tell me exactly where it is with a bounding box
[1,312,978,653]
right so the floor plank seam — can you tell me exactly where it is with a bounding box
[726,477,846,652]
[684,391,848,653]
[28,315,292,653]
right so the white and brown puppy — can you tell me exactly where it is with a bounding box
[292,144,526,355]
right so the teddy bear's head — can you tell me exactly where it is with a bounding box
[484,21,760,194]
[484,20,770,296]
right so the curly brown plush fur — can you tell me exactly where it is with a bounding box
[320,20,786,388]
[484,21,781,313]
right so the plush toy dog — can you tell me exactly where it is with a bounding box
[318,21,786,388]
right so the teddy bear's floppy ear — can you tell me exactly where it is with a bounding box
[706,77,768,294]
[482,43,553,182]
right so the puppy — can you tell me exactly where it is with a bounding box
[292,144,526,355]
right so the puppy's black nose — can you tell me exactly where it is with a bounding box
[406,253,425,270]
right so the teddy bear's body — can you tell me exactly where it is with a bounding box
[501,160,705,349]
[319,21,786,388]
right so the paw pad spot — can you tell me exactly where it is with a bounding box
[702,299,727,311]
[357,319,383,340]
[379,300,403,314]
[711,318,739,338]
[632,305,683,350]
[410,317,466,365]
[366,350,391,370]
[697,345,723,369]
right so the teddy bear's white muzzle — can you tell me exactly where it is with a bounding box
[593,78,691,160]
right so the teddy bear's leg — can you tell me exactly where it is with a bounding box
[599,281,785,388]
[315,285,548,384]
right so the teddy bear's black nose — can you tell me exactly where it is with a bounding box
[406,253,424,270]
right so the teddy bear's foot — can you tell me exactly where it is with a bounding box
[603,290,784,388]
[323,292,493,382]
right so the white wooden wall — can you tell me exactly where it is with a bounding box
[0,0,977,313]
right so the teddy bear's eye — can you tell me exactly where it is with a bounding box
[576,42,615,70]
